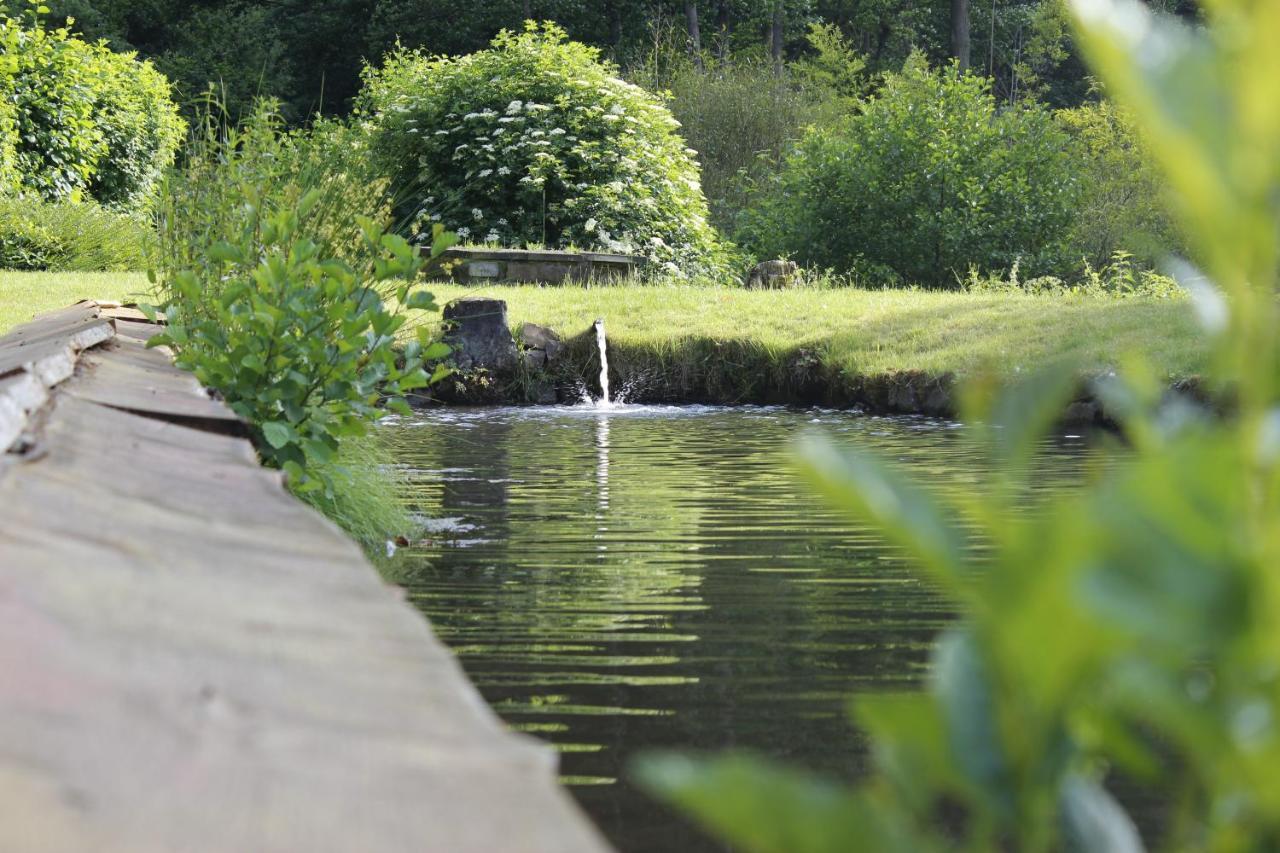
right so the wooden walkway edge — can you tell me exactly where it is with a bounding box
[0,302,611,852]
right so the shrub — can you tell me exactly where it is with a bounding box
[149,103,453,533]
[653,56,823,233]
[1057,98,1181,269]
[357,22,726,278]
[738,54,1080,288]
[0,3,182,208]
[0,95,17,194]
[0,196,150,270]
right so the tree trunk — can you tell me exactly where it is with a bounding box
[685,1,703,69]
[522,0,531,22]
[951,0,971,71]
[770,3,784,74]
[609,1,623,46]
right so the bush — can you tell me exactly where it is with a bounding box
[654,57,823,233]
[1057,98,1181,269]
[357,22,726,278]
[738,54,1080,288]
[150,102,452,534]
[0,4,182,208]
[0,96,18,194]
[0,196,150,270]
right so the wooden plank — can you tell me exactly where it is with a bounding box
[112,318,166,343]
[0,315,115,385]
[99,305,153,323]
[0,361,609,850]
[66,338,241,424]
[0,302,103,346]
[0,371,48,451]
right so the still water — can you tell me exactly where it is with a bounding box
[381,405,1099,852]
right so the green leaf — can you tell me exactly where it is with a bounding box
[1059,774,1145,853]
[422,341,452,361]
[633,752,888,853]
[431,223,458,258]
[795,433,966,591]
[404,289,437,311]
[972,362,1079,472]
[209,241,245,264]
[932,628,1012,817]
[260,421,293,449]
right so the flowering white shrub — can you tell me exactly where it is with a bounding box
[357,22,726,277]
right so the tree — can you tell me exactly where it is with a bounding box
[685,0,703,68]
[951,0,970,70]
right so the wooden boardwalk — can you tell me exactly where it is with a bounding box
[0,302,610,852]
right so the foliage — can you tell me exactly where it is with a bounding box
[1057,98,1181,269]
[153,6,296,121]
[0,90,17,193]
[640,20,868,233]
[148,102,453,509]
[738,53,1079,287]
[0,1,182,208]
[357,22,726,278]
[790,20,869,107]
[962,251,1182,300]
[295,435,415,552]
[639,0,1280,849]
[0,195,150,270]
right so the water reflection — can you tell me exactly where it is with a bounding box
[381,406,1100,853]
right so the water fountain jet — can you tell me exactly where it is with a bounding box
[593,318,611,407]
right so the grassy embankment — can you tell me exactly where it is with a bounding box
[0,271,148,334]
[0,273,1209,408]
[423,283,1209,407]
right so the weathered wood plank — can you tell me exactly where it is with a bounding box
[66,338,240,424]
[0,371,48,451]
[0,306,611,853]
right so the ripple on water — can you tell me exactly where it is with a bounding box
[380,404,1102,853]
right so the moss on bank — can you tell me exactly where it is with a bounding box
[423,283,1208,408]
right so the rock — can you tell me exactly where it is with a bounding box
[1063,400,1100,425]
[523,348,547,370]
[744,259,799,289]
[442,297,518,373]
[520,322,565,362]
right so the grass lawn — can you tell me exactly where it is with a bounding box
[425,283,1209,380]
[0,271,150,335]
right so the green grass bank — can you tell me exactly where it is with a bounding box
[0,274,1209,415]
[424,283,1209,412]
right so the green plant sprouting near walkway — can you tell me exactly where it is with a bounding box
[148,103,453,533]
[637,0,1280,849]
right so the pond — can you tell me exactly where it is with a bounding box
[381,405,1101,852]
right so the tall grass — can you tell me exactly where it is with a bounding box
[0,196,151,271]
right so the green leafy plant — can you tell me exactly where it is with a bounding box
[0,0,182,208]
[737,53,1079,288]
[962,251,1182,299]
[1057,98,1181,270]
[0,195,150,270]
[149,102,453,514]
[637,0,1280,848]
[357,21,727,278]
